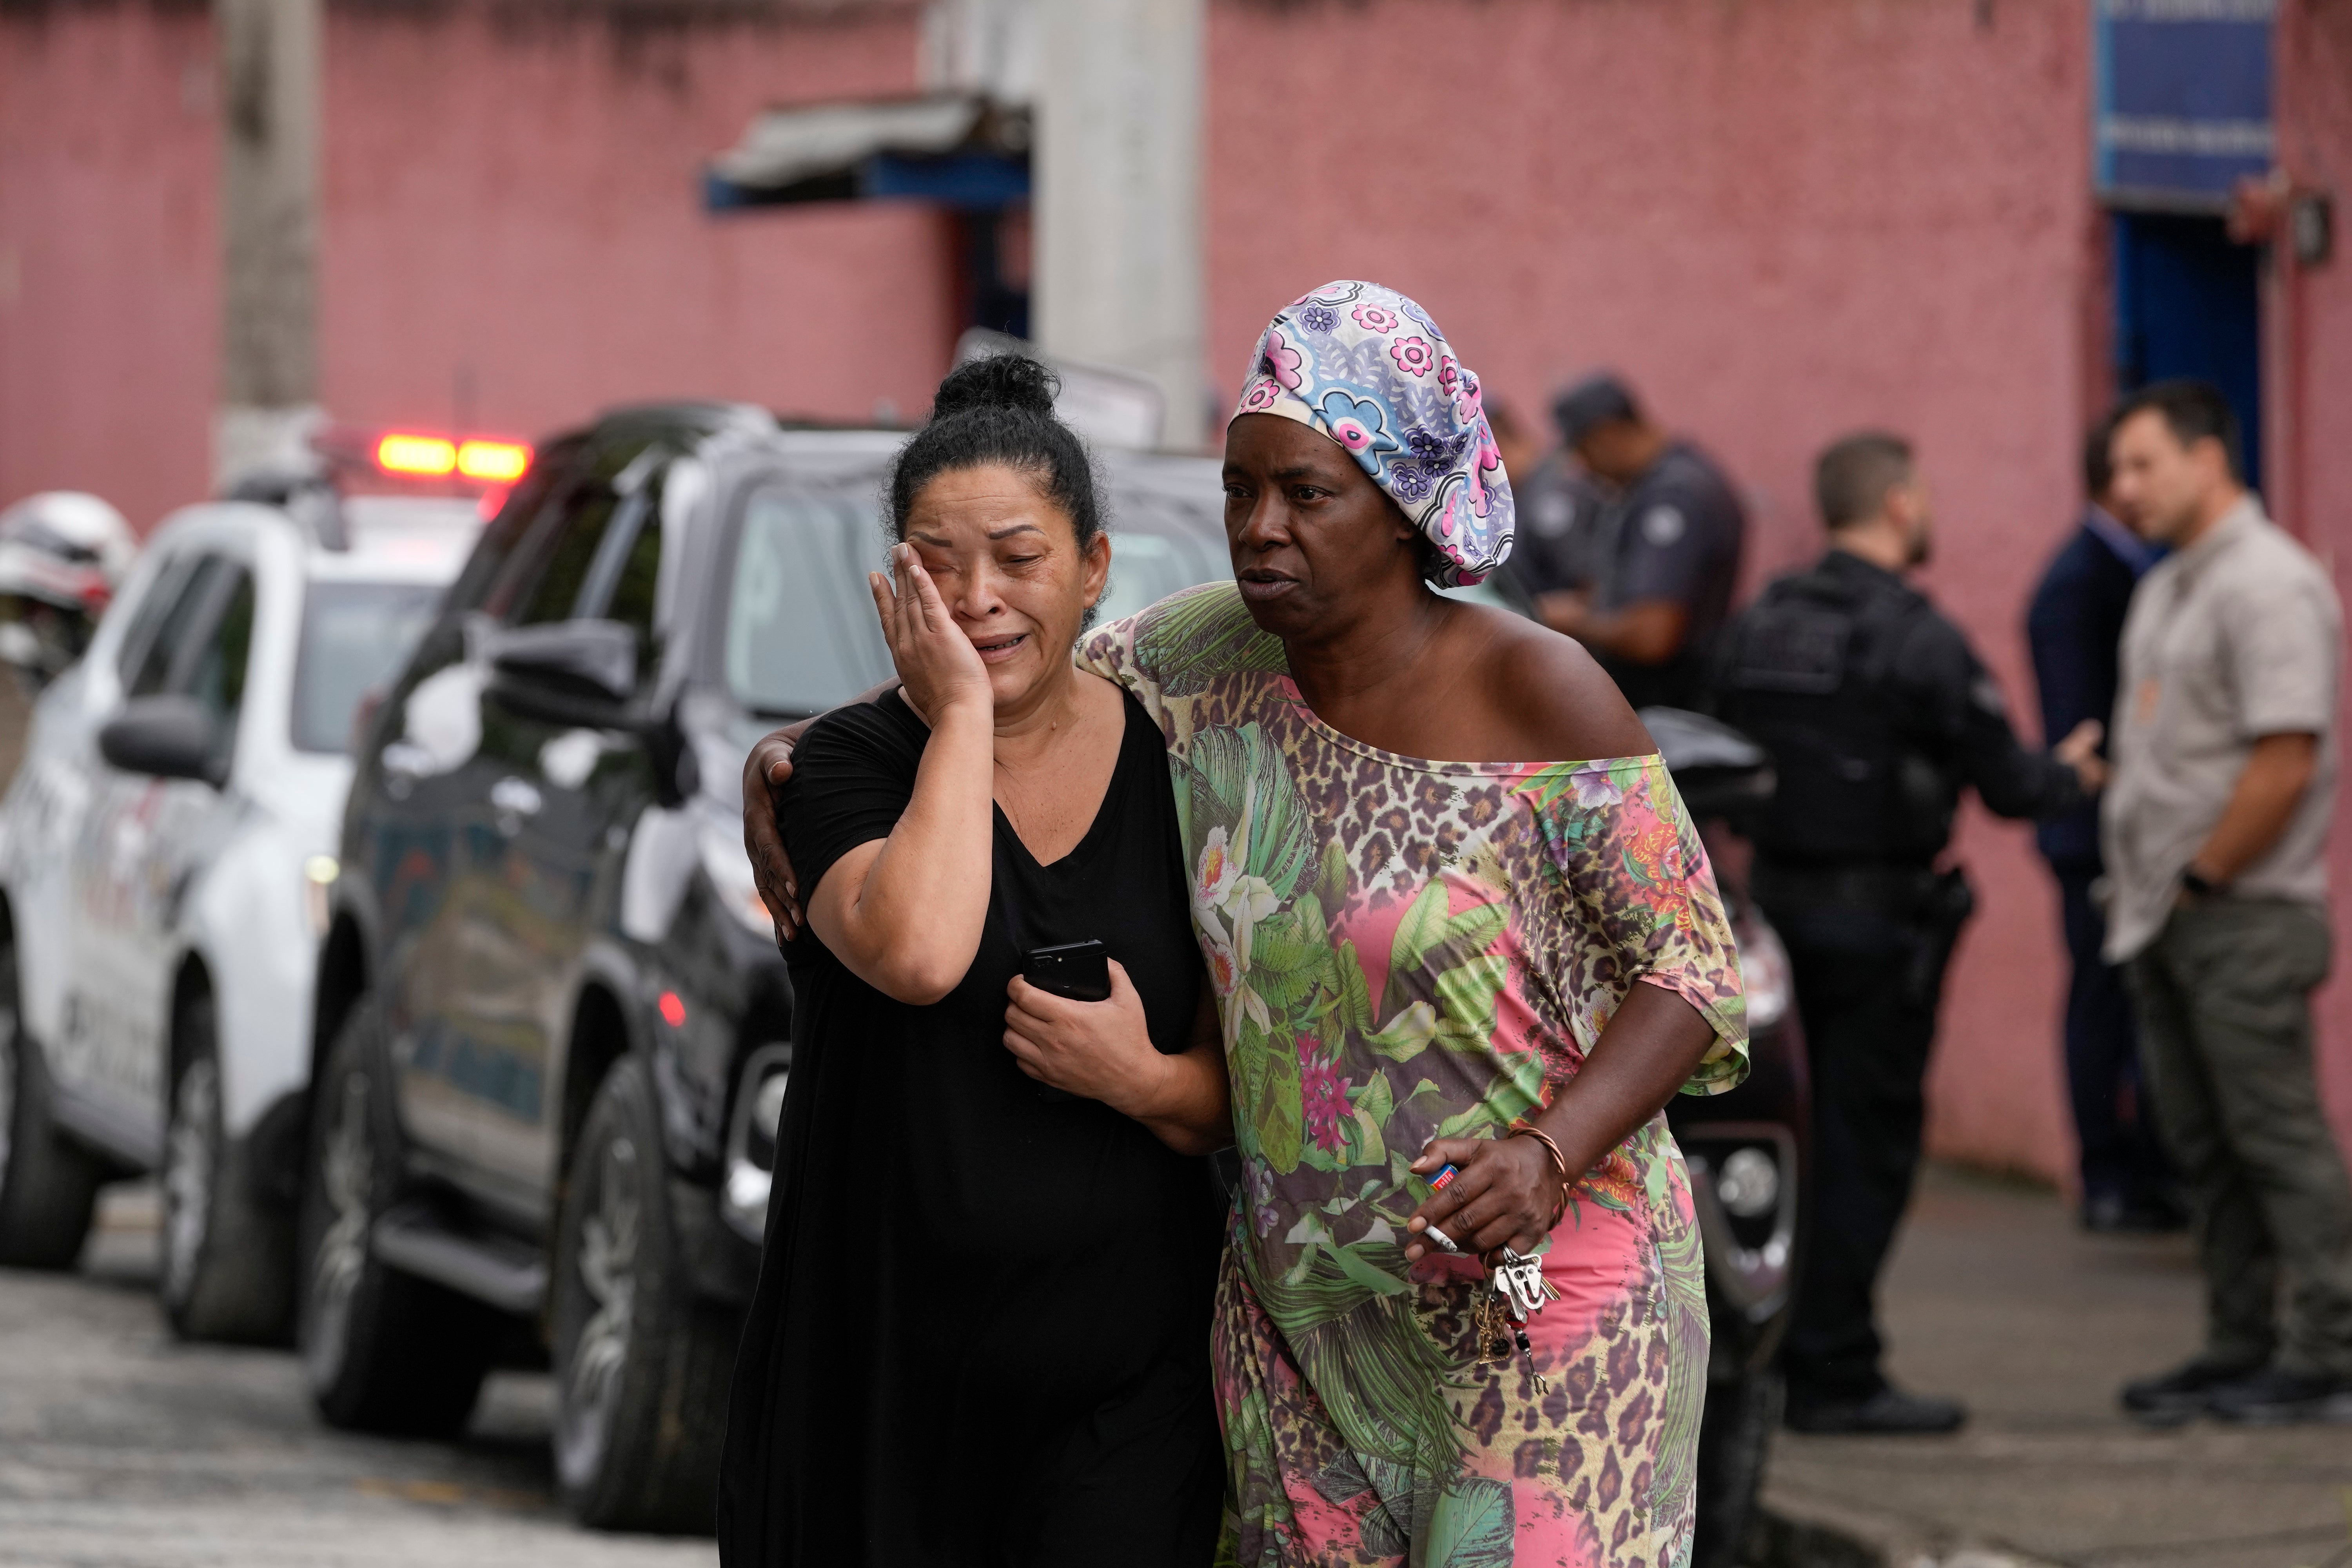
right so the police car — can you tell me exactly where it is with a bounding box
[0,430,502,1343]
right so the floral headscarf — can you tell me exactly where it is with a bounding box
[1232,281,1513,586]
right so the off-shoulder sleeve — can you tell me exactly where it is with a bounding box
[1531,756,1749,1095]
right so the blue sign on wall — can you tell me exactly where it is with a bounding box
[2095,0,2274,209]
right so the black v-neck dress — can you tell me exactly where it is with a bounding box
[716,689,1224,1568]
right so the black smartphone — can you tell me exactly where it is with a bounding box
[1024,938,1112,1002]
[1023,940,1111,1102]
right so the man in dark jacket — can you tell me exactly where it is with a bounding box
[1715,432,2107,1435]
[2026,422,2178,1233]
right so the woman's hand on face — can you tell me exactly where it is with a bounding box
[1003,961,1168,1113]
[1402,1136,1563,1265]
[872,543,993,725]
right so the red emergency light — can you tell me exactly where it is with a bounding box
[457,440,530,482]
[370,431,533,485]
[375,433,458,476]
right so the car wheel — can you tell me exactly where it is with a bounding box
[296,997,495,1434]
[160,994,293,1343]
[1690,1367,1784,1568]
[0,939,103,1269]
[552,1056,733,1530]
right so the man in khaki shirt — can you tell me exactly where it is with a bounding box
[2103,380,2352,1426]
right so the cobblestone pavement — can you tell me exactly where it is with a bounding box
[0,1187,716,1568]
[1766,1165,2352,1568]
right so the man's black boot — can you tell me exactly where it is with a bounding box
[1785,1383,1967,1435]
[2118,1354,2266,1426]
[2206,1365,2352,1426]
[2081,1189,2190,1234]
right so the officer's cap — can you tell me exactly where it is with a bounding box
[1552,373,1642,446]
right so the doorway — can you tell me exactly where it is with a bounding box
[2111,212,2262,492]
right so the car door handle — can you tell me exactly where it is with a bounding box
[490,777,543,824]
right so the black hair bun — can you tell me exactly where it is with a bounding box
[930,353,1062,422]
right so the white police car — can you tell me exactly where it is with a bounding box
[0,450,487,1341]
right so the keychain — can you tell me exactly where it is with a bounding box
[1477,1246,1559,1393]
[1427,1163,1559,1392]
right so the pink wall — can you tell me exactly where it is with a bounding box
[0,4,218,534]
[320,5,950,446]
[1207,0,2120,1181]
[9,0,2346,1184]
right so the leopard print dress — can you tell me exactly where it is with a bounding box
[1080,584,1749,1568]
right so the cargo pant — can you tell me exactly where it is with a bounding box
[2125,898,2352,1376]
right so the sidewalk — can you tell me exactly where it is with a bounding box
[1762,1165,2352,1568]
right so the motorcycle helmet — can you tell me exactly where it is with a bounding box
[0,491,138,682]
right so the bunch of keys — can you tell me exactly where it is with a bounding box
[1475,1248,1559,1393]
[1426,1163,1559,1393]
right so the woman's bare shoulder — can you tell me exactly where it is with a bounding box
[1472,606,1656,761]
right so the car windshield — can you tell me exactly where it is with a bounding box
[291,581,444,753]
[722,485,1234,716]
[726,488,894,718]
[1094,529,1227,625]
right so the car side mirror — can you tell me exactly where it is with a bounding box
[488,620,638,722]
[99,694,229,788]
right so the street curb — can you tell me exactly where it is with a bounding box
[1753,1502,2067,1568]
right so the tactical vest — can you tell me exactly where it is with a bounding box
[1717,561,1960,865]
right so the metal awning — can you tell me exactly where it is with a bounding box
[708,93,1029,210]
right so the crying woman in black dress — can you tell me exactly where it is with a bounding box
[715,358,1229,1568]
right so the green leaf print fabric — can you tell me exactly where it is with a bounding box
[1080,584,1748,1568]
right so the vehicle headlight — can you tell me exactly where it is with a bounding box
[1715,1145,1781,1219]
[1736,915,1793,1034]
[720,1044,791,1243]
[1684,1130,1799,1314]
[698,818,777,938]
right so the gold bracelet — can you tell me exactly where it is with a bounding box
[1507,1122,1573,1226]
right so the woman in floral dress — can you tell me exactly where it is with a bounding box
[1073,283,1747,1568]
[744,283,1747,1567]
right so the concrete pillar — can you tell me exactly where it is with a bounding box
[1032,0,1205,450]
[215,0,323,488]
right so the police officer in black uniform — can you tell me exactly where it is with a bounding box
[1714,431,2107,1435]
[1510,373,1746,711]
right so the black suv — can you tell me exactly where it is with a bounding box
[298,404,1234,1528]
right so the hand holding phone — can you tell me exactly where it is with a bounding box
[1019,941,1111,1101]
[1006,942,1160,1106]
[1024,939,1112,1003]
